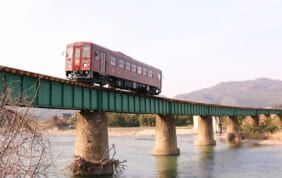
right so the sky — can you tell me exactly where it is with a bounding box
[1,0,282,97]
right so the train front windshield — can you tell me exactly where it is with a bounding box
[82,45,91,58]
[66,46,73,59]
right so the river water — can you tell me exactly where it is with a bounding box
[48,134,282,178]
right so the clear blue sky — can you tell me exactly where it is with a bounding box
[1,0,282,97]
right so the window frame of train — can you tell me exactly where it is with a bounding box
[110,56,117,66]
[119,58,125,69]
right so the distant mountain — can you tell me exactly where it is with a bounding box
[174,78,282,108]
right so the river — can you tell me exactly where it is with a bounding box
[48,134,282,177]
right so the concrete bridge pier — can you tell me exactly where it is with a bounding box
[226,116,239,133]
[153,114,180,156]
[226,116,242,143]
[193,115,199,133]
[270,114,282,123]
[194,115,216,146]
[258,114,270,124]
[73,111,113,176]
[244,116,259,127]
[212,116,222,134]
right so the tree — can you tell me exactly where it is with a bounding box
[0,87,52,177]
[175,115,192,126]
[138,114,155,127]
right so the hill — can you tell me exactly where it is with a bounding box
[174,78,282,108]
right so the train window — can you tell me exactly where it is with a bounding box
[143,68,147,76]
[132,64,136,73]
[149,70,153,78]
[82,46,91,58]
[75,48,80,58]
[126,62,131,71]
[137,66,142,74]
[110,56,116,66]
[158,73,161,80]
[95,51,99,60]
[119,58,125,69]
[66,46,73,59]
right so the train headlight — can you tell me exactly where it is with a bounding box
[75,59,80,65]
[67,64,72,68]
[83,63,89,67]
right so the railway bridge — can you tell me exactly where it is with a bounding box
[1,65,282,176]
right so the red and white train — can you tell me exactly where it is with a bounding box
[65,42,162,95]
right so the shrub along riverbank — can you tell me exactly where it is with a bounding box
[240,117,282,140]
[107,113,192,127]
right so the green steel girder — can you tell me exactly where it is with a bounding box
[1,68,282,116]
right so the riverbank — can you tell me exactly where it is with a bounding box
[44,127,194,136]
[243,139,282,146]
[246,131,282,145]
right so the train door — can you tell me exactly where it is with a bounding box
[157,72,162,89]
[100,51,106,74]
[73,46,81,70]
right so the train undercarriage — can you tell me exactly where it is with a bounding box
[66,71,161,95]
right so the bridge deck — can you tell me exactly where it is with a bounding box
[0,65,281,116]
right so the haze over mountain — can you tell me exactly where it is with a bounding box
[175,78,282,108]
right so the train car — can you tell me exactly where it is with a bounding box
[65,41,162,95]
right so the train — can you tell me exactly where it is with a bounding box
[65,42,162,95]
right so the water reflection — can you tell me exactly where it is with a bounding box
[228,142,243,149]
[50,135,282,177]
[197,145,215,177]
[198,145,215,160]
[154,155,178,178]
[216,136,226,142]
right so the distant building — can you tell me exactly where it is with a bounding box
[58,112,77,120]
[71,112,77,120]
[59,113,72,119]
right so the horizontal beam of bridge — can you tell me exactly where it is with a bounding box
[1,66,281,116]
